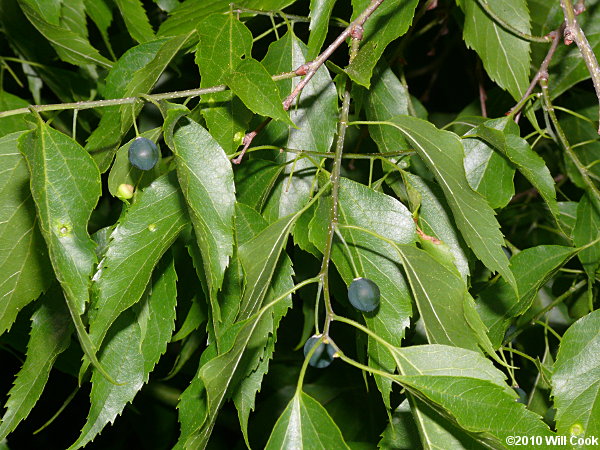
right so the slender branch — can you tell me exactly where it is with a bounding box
[234,0,386,163]
[508,25,564,118]
[282,0,384,111]
[540,76,600,210]
[318,26,365,337]
[0,71,299,119]
[560,0,600,133]
[475,0,551,43]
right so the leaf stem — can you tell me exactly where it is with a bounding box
[474,0,552,43]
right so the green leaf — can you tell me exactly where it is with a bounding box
[18,123,99,316]
[171,298,205,342]
[157,0,297,38]
[195,13,254,153]
[259,30,337,221]
[226,58,294,127]
[114,0,155,43]
[389,115,517,293]
[381,397,488,450]
[18,121,114,381]
[233,248,294,446]
[393,345,508,386]
[463,131,515,210]
[182,274,295,449]
[309,178,415,407]
[0,285,73,440]
[573,194,600,278]
[60,0,88,39]
[458,0,531,100]
[396,374,554,447]
[237,212,299,320]
[477,245,578,347]
[265,391,350,449]
[307,0,337,60]
[172,118,236,314]
[379,400,422,450]
[235,159,286,212]
[196,14,252,154]
[468,117,559,222]
[552,310,600,440]
[19,0,113,68]
[88,172,189,358]
[346,0,419,87]
[195,13,253,86]
[86,34,191,172]
[19,0,62,25]
[69,255,177,449]
[82,0,112,48]
[0,91,30,136]
[0,132,52,334]
[395,245,481,352]
[365,63,410,152]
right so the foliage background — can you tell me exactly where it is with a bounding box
[1,0,599,449]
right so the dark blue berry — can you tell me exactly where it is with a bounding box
[348,277,380,312]
[128,137,159,171]
[303,335,336,368]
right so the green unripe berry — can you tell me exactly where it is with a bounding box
[348,277,380,312]
[128,137,159,171]
[116,183,134,200]
[303,335,336,368]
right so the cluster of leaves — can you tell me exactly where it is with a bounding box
[1,0,599,449]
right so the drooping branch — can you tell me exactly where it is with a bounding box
[508,24,564,119]
[540,76,600,210]
[233,0,386,163]
[0,72,299,119]
[560,0,600,133]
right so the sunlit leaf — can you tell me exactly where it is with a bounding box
[19,0,113,68]
[458,0,530,100]
[265,391,350,449]
[346,0,419,87]
[0,132,52,334]
[172,118,236,313]
[390,115,517,292]
[88,173,188,357]
[69,255,177,449]
[226,58,294,127]
[552,310,600,441]
[114,0,155,43]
